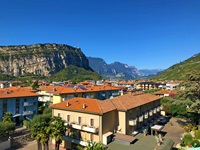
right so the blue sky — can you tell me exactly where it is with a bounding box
[0,0,200,69]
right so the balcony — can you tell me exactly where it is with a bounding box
[23,111,33,116]
[149,110,153,116]
[144,113,148,119]
[64,122,70,126]
[153,108,157,114]
[157,107,160,112]
[24,102,34,107]
[63,135,87,147]
[82,126,99,133]
[139,115,143,122]
[160,105,163,111]
[71,123,82,130]
[129,119,137,126]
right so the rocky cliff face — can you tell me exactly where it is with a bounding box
[0,44,91,76]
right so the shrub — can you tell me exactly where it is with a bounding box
[191,140,200,147]
[195,130,200,139]
[182,134,193,146]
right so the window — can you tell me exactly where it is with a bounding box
[78,116,82,125]
[90,118,94,127]
[58,113,61,117]
[16,99,20,114]
[67,115,70,122]
[3,100,7,113]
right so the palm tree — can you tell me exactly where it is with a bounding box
[31,123,42,150]
[38,123,51,150]
[30,113,51,150]
[50,116,66,150]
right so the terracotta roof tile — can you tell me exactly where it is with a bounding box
[155,90,177,95]
[111,93,161,111]
[0,87,40,99]
[51,98,116,115]
[39,85,120,95]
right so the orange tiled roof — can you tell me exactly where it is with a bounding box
[155,90,177,95]
[111,93,161,111]
[38,85,120,95]
[51,98,116,115]
[0,87,40,99]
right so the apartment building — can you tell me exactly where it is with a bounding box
[111,93,161,135]
[136,81,158,90]
[51,93,161,149]
[0,87,39,125]
[166,81,180,90]
[51,98,117,149]
[38,85,120,104]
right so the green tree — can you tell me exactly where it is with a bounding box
[50,116,66,150]
[176,70,200,113]
[32,80,39,90]
[2,112,13,123]
[182,134,193,146]
[30,112,52,150]
[86,141,108,150]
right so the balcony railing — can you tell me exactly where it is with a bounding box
[129,118,137,126]
[23,111,33,116]
[144,113,148,119]
[149,110,153,116]
[71,123,82,130]
[82,125,99,133]
[139,115,143,122]
[160,106,163,111]
[63,135,88,147]
[157,106,160,112]
[153,108,157,114]
[24,102,34,107]
[64,122,70,126]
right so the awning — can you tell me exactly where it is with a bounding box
[13,114,21,117]
[151,125,164,135]
[113,133,136,145]
[151,125,164,131]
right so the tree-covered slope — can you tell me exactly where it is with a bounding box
[50,65,102,82]
[151,53,200,80]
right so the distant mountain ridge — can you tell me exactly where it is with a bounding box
[151,53,200,80]
[87,57,161,79]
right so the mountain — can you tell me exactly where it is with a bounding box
[0,43,92,77]
[139,69,163,76]
[151,53,200,80]
[87,57,140,79]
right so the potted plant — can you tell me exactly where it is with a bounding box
[143,128,147,136]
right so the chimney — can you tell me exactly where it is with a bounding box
[66,102,69,107]
[83,103,86,109]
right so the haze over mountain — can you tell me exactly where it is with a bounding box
[87,57,162,79]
